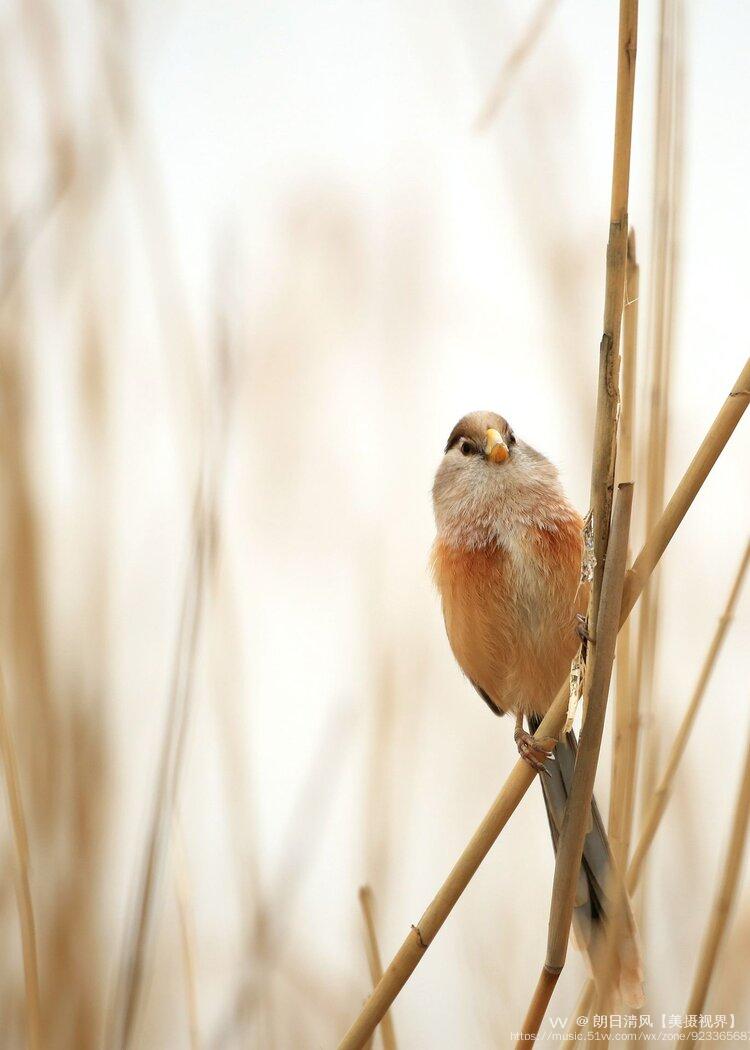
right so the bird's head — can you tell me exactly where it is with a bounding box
[432,410,566,548]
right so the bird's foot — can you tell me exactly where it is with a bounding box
[514,727,556,776]
[576,613,593,644]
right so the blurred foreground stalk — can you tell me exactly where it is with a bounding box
[358,887,397,1050]
[112,488,211,1050]
[0,669,40,1050]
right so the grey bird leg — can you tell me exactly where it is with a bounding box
[514,709,556,776]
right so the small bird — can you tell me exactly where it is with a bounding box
[431,410,643,1005]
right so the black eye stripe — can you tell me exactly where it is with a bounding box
[444,432,462,453]
[443,421,516,453]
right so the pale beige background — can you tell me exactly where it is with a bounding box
[3,1,750,1047]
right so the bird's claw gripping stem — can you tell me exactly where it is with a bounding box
[576,613,593,644]
[514,726,556,776]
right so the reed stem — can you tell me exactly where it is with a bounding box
[585,0,638,640]
[337,355,749,1050]
[609,230,639,872]
[515,969,560,1049]
[0,669,41,1050]
[622,357,750,614]
[571,536,750,1016]
[628,538,750,892]
[517,1,640,1036]
[542,484,633,972]
[358,887,397,1050]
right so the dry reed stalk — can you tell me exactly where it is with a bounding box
[278,960,360,1040]
[585,0,638,647]
[209,701,357,1048]
[213,951,358,1050]
[336,358,750,1050]
[208,552,265,1039]
[614,229,639,492]
[581,536,750,1019]
[518,970,560,1044]
[361,567,398,908]
[685,724,750,1017]
[565,982,594,1038]
[633,0,684,896]
[609,231,639,872]
[112,491,209,1050]
[0,102,50,1043]
[174,819,202,1050]
[0,155,52,1045]
[1,3,132,315]
[703,910,750,1027]
[115,293,232,1048]
[96,3,202,449]
[474,0,562,130]
[516,0,639,1033]
[20,0,73,190]
[628,537,750,892]
[622,357,750,610]
[0,668,41,1050]
[516,485,633,1046]
[1,0,81,325]
[0,337,58,833]
[358,887,397,1050]
[1,30,113,1034]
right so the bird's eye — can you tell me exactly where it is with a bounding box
[507,430,516,446]
[459,439,477,456]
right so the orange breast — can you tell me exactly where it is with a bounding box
[432,520,586,717]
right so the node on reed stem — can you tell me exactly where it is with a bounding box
[336,358,750,1050]
[609,230,640,874]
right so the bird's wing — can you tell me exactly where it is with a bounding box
[469,678,504,717]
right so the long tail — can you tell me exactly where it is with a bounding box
[528,714,644,1008]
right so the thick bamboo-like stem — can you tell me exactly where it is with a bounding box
[575,537,750,1014]
[518,488,633,1045]
[517,969,560,1045]
[0,670,41,1050]
[336,361,750,1050]
[358,887,397,1050]
[518,1,639,1037]
[686,724,750,1016]
[586,0,638,638]
[609,231,639,872]
[521,485,632,1039]
[618,233,640,493]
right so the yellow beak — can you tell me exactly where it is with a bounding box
[485,428,509,463]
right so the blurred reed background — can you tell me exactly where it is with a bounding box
[0,0,749,1047]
